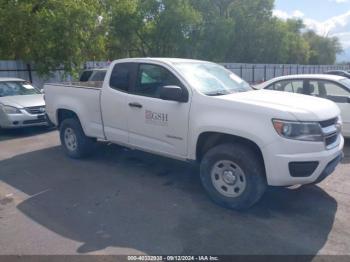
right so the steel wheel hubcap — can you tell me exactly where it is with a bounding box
[211,160,247,197]
[64,127,77,151]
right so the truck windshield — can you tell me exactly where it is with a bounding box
[0,81,41,97]
[174,62,251,96]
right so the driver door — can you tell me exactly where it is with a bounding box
[127,63,191,158]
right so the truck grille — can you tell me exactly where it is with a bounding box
[25,106,45,115]
[320,117,338,128]
[320,117,340,149]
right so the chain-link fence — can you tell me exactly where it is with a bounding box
[222,63,350,84]
[0,60,349,88]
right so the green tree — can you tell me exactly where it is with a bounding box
[0,0,107,74]
[303,30,343,64]
[0,0,345,72]
[107,0,201,58]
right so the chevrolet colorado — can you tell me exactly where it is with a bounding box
[44,58,344,209]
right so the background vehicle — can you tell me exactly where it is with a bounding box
[325,70,350,79]
[255,74,350,137]
[79,68,107,82]
[0,78,48,128]
[77,68,107,89]
[45,58,344,210]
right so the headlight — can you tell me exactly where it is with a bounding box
[272,119,323,141]
[336,116,342,133]
[0,105,22,114]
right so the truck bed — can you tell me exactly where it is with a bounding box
[44,82,105,139]
[49,81,103,89]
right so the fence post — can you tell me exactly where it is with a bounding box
[296,65,299,74]
[273,65,276,78]
[26,63,33,83]
[240,65,243,78]
[252,65,255,83]
[264,65,267,81]
[282,64,285,75]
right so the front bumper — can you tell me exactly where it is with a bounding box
[264,135,344,186]
[0,110,49,128]
[312,152,344,184]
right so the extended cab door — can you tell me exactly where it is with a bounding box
[127,63,191,158]
[100,62,137,145]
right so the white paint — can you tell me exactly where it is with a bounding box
[44,58,344,187]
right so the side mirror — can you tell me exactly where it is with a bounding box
[160,85,184,102]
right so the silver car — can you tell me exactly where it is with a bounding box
[0,78,48,128]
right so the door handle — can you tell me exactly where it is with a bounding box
[129,102,143,109]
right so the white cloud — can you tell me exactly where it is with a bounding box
[273,9,304,20]
[292,10,305,19]
[332,32,350,48]
[329,0,349,3]
[272,10,289,20]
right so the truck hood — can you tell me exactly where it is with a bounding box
[218,90,340,121]
[0,94,45,108]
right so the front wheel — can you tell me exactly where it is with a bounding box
[59,118,95,159]
[200,143,267,210]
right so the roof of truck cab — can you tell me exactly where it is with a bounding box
[114,57,211,65]
[0,77,26,82]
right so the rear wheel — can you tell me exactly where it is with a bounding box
[59,118,95,158]
[200,143,267,210]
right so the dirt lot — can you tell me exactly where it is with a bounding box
[0,127,349,255]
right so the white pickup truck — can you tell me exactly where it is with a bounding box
[45,58,344,209]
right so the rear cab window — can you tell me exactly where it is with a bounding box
[90,71,107,81]
[109,63,136,92]
[79,70,93,82]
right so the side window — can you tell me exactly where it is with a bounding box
[283,82,294,93]
[134,64,182,98]
[266,84,276,90]
[291,81,303,93]
[269,80,303,93]
[308,81,321,96]
[90,71,106,81]
[109,63,132,92]
[79,70,93,82]
[323,81,349,97]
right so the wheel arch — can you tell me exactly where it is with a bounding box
[56,108,81,128]
[195,131,266,173]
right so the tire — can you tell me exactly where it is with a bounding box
[200,143,267,210]
[59,118,95,159]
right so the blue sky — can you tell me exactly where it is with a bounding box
[274,0,350,60]
[275,0,350,21]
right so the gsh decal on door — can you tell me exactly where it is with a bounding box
[145,110,168,126]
